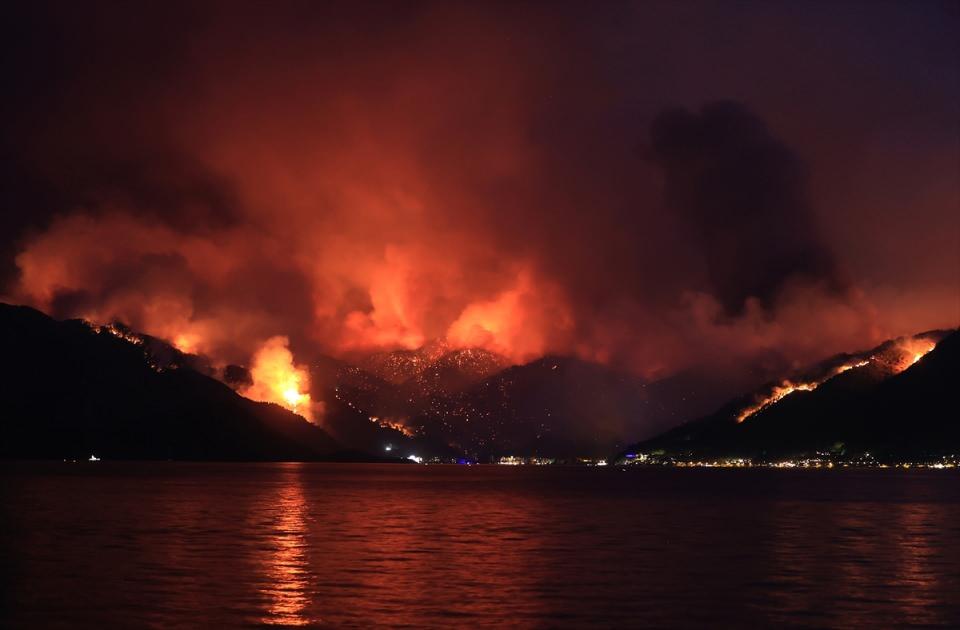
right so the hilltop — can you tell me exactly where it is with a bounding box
[0,304,339,461]
[617,330,959,463]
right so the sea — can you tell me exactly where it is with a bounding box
[2,463,959,628]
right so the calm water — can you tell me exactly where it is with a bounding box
[2,463,960,628]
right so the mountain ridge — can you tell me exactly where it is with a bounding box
[617,329,959,463]
[0,303,340,461]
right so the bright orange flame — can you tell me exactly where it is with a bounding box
[892,337,936,373]
[241,336,316,423]
[173,333,202,354]
[736,359,870,423]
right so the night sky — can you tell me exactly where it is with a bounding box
[2,0,957,384]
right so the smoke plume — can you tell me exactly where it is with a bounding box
[2,1,956,396]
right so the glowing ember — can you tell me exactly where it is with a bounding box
[240,336,316,423]
[95,323,144,346]
[737,359,870,423]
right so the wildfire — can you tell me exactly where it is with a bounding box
[892,337,936,373]
[736,359,870,423]
[172,333,202,354]
[94,323,144,346]
[368,415,417,438]
[240,336,316,423]
[736,335,939,424]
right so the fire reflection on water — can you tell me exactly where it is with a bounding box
[244,465,552,625]
[893,501,942,626]
[5,465,960,627]
[259,465,312,627]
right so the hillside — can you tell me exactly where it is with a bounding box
[316,349,741,460]
[0,304,339,461]
[618,330,958,462]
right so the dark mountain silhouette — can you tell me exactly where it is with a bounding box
[13,300,930,464]
[0,303,339,461]
[315,350,740,460]
[303,338,749,460]
[618,330,958,462]
[413,355,652,459]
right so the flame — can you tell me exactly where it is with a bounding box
[94,323,144,345]
[240,336,316,423]
[6,6,952,382]
[892,337,936,373]
[173,333,202,354]
[737,359,870,423]
[368,415,416,438]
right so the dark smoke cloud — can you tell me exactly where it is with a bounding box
[650,101,843,315]
[0,1,227,283]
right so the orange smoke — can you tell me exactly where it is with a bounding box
[5,2,953,390]
[446,270,572,363]
[337,246,429,353]
[240,336,318,423]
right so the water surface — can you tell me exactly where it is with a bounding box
[2,463,959,627]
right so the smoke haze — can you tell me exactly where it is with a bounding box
[2,1,957,389]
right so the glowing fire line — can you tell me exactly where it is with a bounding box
[94,323,144,346]
[736,360,870,423]
[368,416,416,438]
[737,336,938,424]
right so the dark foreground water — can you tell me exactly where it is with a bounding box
[2,464,960,628]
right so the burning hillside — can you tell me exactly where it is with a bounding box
[736,360,871,423]
[0,304,337,461]
[0,2,956,465]
[736,334,941,423]
[65,304,953,462]
[622,330,958,463]
[240,336,319,424]
[7,19,949,401]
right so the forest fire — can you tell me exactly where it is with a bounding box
[736,360,870,423]
[736,334,942,424]
[368,416,417,438]
[240,336,317,423]
[1,4,958,628]
[94,323,144,346]
[172,333,202,355]
[892,338,936,373]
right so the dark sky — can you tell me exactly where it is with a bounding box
[1,0,957,380]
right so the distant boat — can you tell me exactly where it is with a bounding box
[88,455,100,462]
